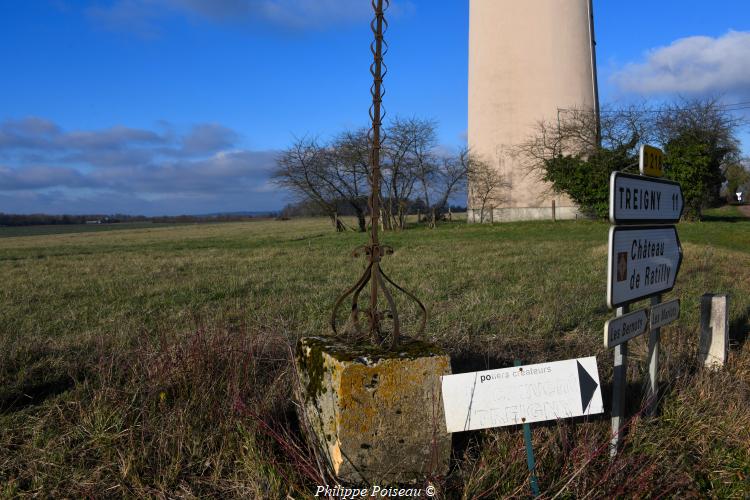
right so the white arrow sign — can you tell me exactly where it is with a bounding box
[604,308,649,348]
[441,357,603,433]
[607,226,683,308]
[650,298,680,329]
[609,172,683,224]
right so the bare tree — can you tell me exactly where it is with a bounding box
[272,136,370,232]
[512,105,650,217]
[273,119,471,231]
[517,104,650,172]
[410,119,438,225]
[326,129,371,231]
[417,147,471,227]
[271,137,348,231]
[515,98,744,219]
[382,117,438,229]
[467,152,509,223]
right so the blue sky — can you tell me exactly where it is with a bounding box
[1,0,749,215]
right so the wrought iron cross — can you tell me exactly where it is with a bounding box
[330,0,426,348]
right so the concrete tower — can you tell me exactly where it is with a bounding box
[468,0,599,222]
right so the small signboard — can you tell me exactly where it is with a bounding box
[650,298,680,329]
[441,357,603,433]
[640,144,664,177]
[607,225,683,309]
[609,172,683,225]
[604,308,648,348]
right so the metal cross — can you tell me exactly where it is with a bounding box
[330,0,426,348]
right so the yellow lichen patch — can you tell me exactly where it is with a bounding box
[295,336,452,483]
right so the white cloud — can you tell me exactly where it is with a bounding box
[611,31,750,97]
[0,118,282,214]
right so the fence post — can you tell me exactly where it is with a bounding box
[552,200,556,222]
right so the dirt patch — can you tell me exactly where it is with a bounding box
[738,205,750,218]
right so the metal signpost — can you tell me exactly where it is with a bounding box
[604,308,648,348]
[609,172,683,225]
[650,298,680,330]
[606,145,683,456]
[607,225,682,309]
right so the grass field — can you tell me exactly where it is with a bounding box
[1,214,748,497]
[0,221,183,238]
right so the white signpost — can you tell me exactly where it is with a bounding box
[604,308,648,348]
[650,298,680,329]
[606,145,683,457]
[607,225,682,309]
[609,172,683,224]
[441,357,603,433]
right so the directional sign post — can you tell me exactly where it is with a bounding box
[604,308,648,348]
[650,298,680,330]
[606,144,684,454]
[607,225,682,309]
[609,172,683,225]
[645,297,679,416]
[610,305,628,458]
[440,357,603,433]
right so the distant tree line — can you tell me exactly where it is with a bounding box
[519,97,747,220]
[272,117,477,231]
[0,213,273,227]
[278,198,467,220]
[0,213,144,227]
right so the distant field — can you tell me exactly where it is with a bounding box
[0,221,179,238]
[0,215,748,497]
[702,204,747,220]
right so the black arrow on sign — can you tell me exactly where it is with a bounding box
[577,361,598,412]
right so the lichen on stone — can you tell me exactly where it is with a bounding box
[298,335,446,366]
[296,338,329,402]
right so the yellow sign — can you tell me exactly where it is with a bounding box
[640,145,664,177]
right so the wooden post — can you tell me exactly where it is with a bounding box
[552,199,556,222]
[448,206,452,221]
[334,211,344,232]
[610,304,629,458]
[645,294,661,416]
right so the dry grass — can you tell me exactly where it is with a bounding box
[0,215,748,497]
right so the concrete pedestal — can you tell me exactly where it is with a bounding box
[295,336,451,484]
